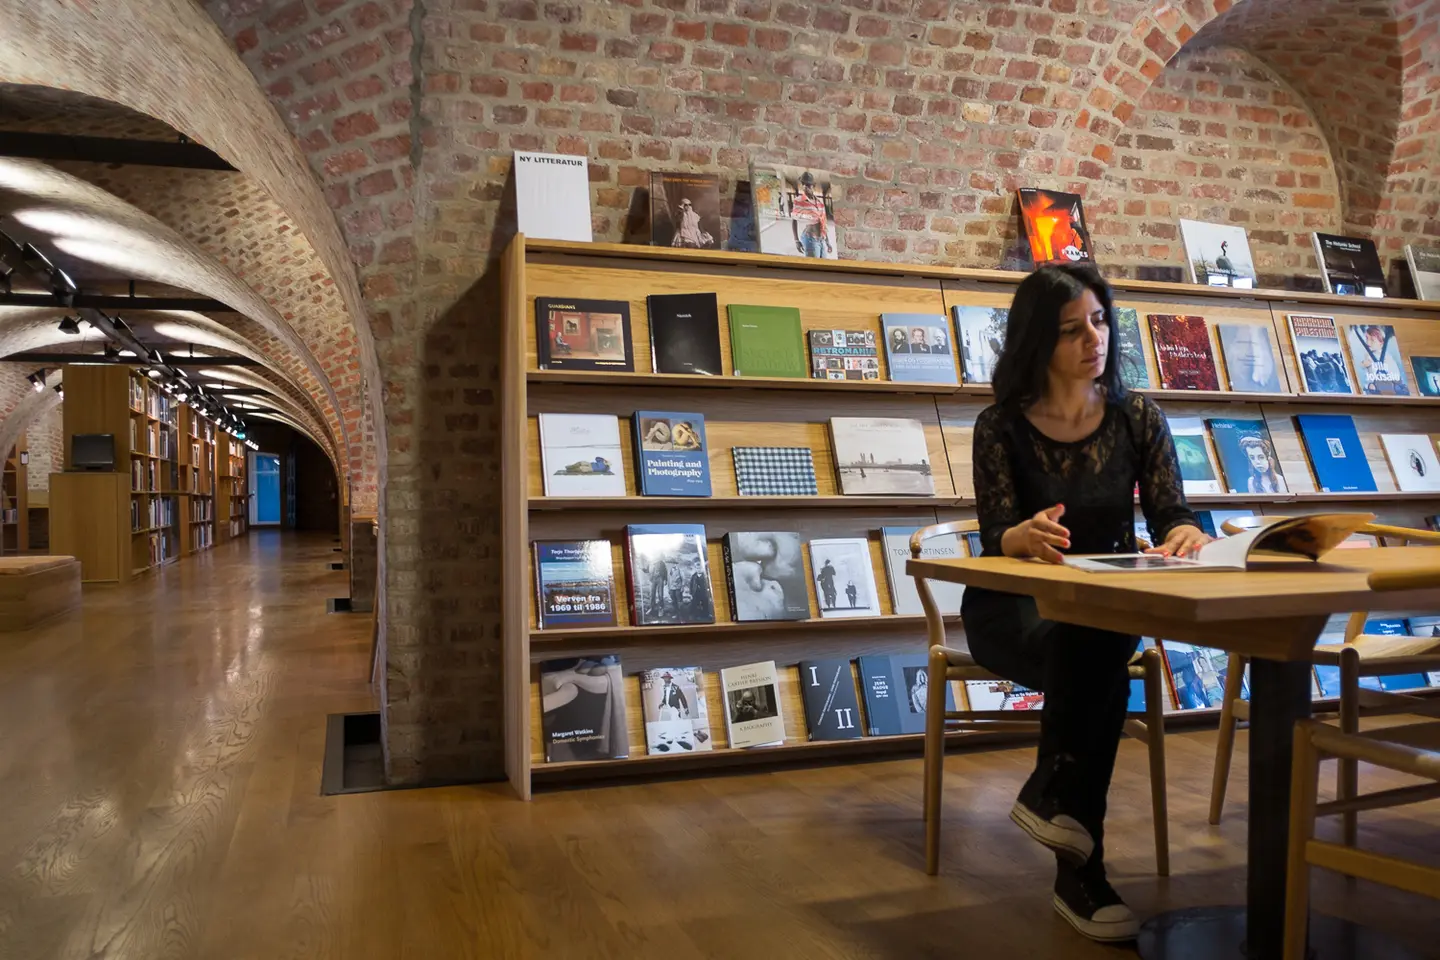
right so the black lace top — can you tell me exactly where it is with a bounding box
[971,392,1198,557]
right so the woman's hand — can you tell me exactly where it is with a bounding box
[1145,523,1212,559]
[1001,503,1071,564]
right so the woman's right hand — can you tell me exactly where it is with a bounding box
[1001,504,1071,564]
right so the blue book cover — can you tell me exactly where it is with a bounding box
[881,313,959,384]
[1127,678,1147,713]
[1364,618,1409,635]
[634,412,712,496]
[1379,674,1430,691]
[1314,664,1384,697]
[533,540,617,628]
[1295,414,1377,493]
[857,654,955,736]
[1207,418,1288,494]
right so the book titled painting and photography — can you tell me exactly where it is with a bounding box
[808,537,881,618]
[514,150,592,242]
[952,305,1008,384]
[640,666,713,754]
[1380,434,1440,493]
[1114,306,1150,389]
[647,292,723,376]
[1295,414,1377,493]
[751,162,838,260]
[533,539,617,629]
[829,417,934,496]
[1148,314,1219,390]
[1288,314,1354,394]
[1179,219,1257,288]
[535,297,634,371]
[649,171,721,249]
[798,659,864,741]
[880,313,958,384]
[1405,244,1440,301]
[1063,513,1374,573]
[1345,324,1410,396]
[1215,323,1285,393]
[624,523,716,626]
[540,655,629,762]
[1313,232,1387,297]
[720,660,786,748]
[633,411,711,496]
[722,531,811,621]
[731,446,819,496]
[1166,418,1222,495]
[537,413,628,497]
[1208,417,1288,495]
[809,329,879,381]
[857,654,955,735]
[1016,188,1093,266]
[880,525,966,616]
[727,303,805,378]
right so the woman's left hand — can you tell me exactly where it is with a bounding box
[1144,524,1212,559]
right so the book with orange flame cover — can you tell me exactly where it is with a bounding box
[1016,188,1094,266]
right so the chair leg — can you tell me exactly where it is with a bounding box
[1142,648,1170,876]
[1283,723,1321,960]
[1208,653,1248,825]
[924,646,947,876]
[1338,647,1361,848]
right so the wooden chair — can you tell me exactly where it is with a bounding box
[1209,518,1440,844]
[913,520,1170,877]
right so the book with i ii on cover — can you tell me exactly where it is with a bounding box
[829,417,934,496]
[1216,323,1285,393]
[809,329,879,380]
[1167,418,1222,495]
[1313,232,1387,297]
[533,539,617,629]
[1406,244,1440,301]
[1412,357,1440,397]
[647,292,723,376]
[514,150,592,242]
[720,660,786,748]
[536,297,634,371]
[1148,314,1220,390]
[857,654,955,735]
[540,655,629,762]
[965,678,1044,711]
[649,171,721,249]
[808,537,882,618]
[722,531,810,622]
[1016,187,1093,265]
[1345,324,1410,396]
[727,304,805,378]
[538,413,627,497]
[1207,418,1288,494]
[633,411,711,497]
[1114,307,1151,389]
[798,659,864,740]
[1379,434,1440,493]
[880,525,965,616]
[1295,414,1376,493]
[624,523,715,626]
[640,666,713,754]
[1179,218,1257,288]
[881,313,958,384]
[952,305,1008,384]
[1288,314,1354,394]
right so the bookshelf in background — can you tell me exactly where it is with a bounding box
[177,406,217,555]
[1,433,27,556]
[215,430,249,543]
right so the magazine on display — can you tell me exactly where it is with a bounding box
[1295,414,1377,493]
[1287,314,1354,394]
[1312,233,1387,297]
[537,413,628,497]
[624,523,716,626]
[649,171,721,250]
[1179,219,1257,288]
[533,539,617,629]
[809,329,879,381]
[535,297,634,371]
[1215,323,1285,393]
[722,531,811,622]
[1114,307,1151,389]
[808,537,882,618]
[1166,418,1222,495]
[829,417,935,496]
[751,162,838,260]
[633,411,711,497]
[880,525,966,616]
[720,660,786,748]
[514,150,592,242]
[640,666,713,754]
[1016,188,1094,266]
[880,313,959,384]
[1148,314,1220,390]
[1379,434,1440,493]
[540,655,629,762]
[952,305,1008,384]
[1062,512,1374,573]
[647,292,723,376]
[1207,417,1287,495]
[1405,244,1440,301]
[1345,323,1410,396]
[798,659,864,741]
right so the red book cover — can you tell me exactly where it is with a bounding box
[1016,188,1094,266]
[1147,314,1220,390]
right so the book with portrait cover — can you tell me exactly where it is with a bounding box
[1161,642,1243,710]
[1179,219,1257,288]
[624,523,715,626]
[808,537,881,618]
[533,539,617,629]
[809,328,879,380]
[951,305,1008,384]
[647,292,722,376]
[640,666,713,754]
[537,413,627,497]
[540,655,629,762]
[751,162,838,260]
[1147,314,1220,390]
[1411,356,1440,397]
[1287,314,1354,394]
[722,531,810,622]
[1114,307,1151,389]
[720,660,786,748]
[1295,414,1377,493]
[1167,418,1222,495]
[535,297,634,371]
[1312,232,1387,297]
[857,654,954,736]
[1405,244,1440,301]
[1215,323,1285,393]
[880,313,959,384]
[727,304,805,378]
[880,525,965,616]
[798,659,864,740]
[964,678,1044,711]
[1345,324,1410,396]
[1016,187,1094,265]
[829,417,935,496]
[1379,434,1440,493]
[514,150,592,242]
[633,411,711,497]
[1207,418,1288,494]
[649,171,721,249]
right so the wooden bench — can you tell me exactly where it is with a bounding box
[0,556,82,632]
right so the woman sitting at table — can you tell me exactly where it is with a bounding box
[962,264,1210,943]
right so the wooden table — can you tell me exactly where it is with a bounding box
[908,547,1440,960]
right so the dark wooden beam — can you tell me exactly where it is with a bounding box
[0,132,236,171]
[0,292,236,312]
[3,352,260,367]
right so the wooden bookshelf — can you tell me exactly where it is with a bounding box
[177,407,217,555]
[501,236,1440,799]
[215,430,249,543]
[1,433,27,556]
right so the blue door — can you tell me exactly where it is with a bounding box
[254,453,280,525]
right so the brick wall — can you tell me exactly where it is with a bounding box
[24,403,63,495]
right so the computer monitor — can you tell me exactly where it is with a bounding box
[71,433,115,471]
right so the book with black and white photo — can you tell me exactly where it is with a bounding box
[539,655,629,762]
[538,413,627,497]
[1215,323,1285,393]
[809,328,879,380]
[535,297,634,371]
[647,292,723,376]
[722,531,811,621]
[1179,218,1257,288]
[857,654,954,735]
[514,150,593,242]
[720,660,786,748]
[1287,314,1354,394]
[951,305,1008,384]
[1379,434,1440,493]
[829,417,935,496]
[624,523,715,625]
[880,313,959,384]
[649,172,721,249]
[808,537,882,618]
[798,659,864,740]
[633,411,711,496]
[1345,323,1410,396]
[880,525,965,616]
[533,539,617,628]
[1405,244,1440,301]
[640,666,713,754]
[1312,232,1387,297]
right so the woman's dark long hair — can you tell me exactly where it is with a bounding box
[990,264,1124,411]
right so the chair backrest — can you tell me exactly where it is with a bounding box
[1344,524,1440,639]
[1361,522,1440,548]
[909,520,980,558]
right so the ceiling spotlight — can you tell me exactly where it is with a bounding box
[145,368,161,380]
[176,391,188,403]
[27,369,46,392]
[57,316,81,335]
[53,385,63,397]
[118,348,136,358]
[103,343,120,360]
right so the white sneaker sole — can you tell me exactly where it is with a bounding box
[1053,893,1139,942]
[1009,801,1094,864]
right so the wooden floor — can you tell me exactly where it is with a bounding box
[1,531,1438,959]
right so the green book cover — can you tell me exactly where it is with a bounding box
[727,304,805,378]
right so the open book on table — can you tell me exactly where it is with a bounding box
[1063,513,1376,573]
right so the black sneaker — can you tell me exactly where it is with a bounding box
[1009,754,1095,864]
[1053,860,1138,943]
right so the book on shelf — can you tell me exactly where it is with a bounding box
[951,305,1007,384]
[1193,508,1255,538]
[537,413,627,497]
[1378,673,1432,692]
[750,162,837,260]
[633,411,711,497]
[640,666,713,754]
[808,537,882,618]
[1405,244,1440,301]
[880,525,965,616]
[727,179,757,253]
[1167,418,1222,495]
[1295,414,1376,493]
[1016,187,1093,265]
[727,304,805,378]
[1215,323,1285,393]
[1162,642,1243,709]
[1287,314,1354,394]
[963,530,983,557]
[624,523,715,626]
[964,678,1044,711]
[1208,417,1288,494]
[798,659,864,741]
[1127,677,1149,713]
[722,532,810,622]
[649,171,720,250]
[1345,323,1410,396]
[828,417,934,496]
[535,297,634,372]
[720,660,786,748]
[857,654,954,735]
[1379,434,1440,493]
[808,328,879,381]
[1179,218,1257,288]
[1312,232,1387,297]
[1147,314,1220,390]
[730,446,819,496]
[1114,307,1150,389]
[533,540,617,629]
[513,150,592,243]
[1064,513,1374,573]
[646,292,723,376]
[880,313,958,384]
[539,655,629,762]
[1411,356,1440,397]
[1363,617,1409,636]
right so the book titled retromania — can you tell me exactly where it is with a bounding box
[808,329,879,380]
[514,150,592,242]
[1288,314,1354,394]
[633,411,711,496]
[751,162,838,260]
[722,531,811,621]
[808,537,882,618]
[624,523,716,626]
[1345,323,1410,396]
[535,297,634,371]
[1114,306,1150,389]
[1166,418,1223,495]
[1380,434,1440,493]
[1406,244,1440,301]
[880,313,958,384]
[1179,218,1257,288]
[647,292,723,376]
[1016,187,1093,265]
[720,660,787,748]
[640,666,713,754]
[829,417,935,496]
[1312,232,1387,297]
[1148,314,1220,390]
[727,303,806,378]
[1295,414,1377,493]
[798,658,864,741]
[858,654,955,735]
[731,446,819,496]
[532,539,617,629]
[1215,323,1285,393]
[537,413,628,497]
[1208,417,1288,494]
[952,305,1008,384]
[880,525,965,617]
[539,655,628,762]
[649,171,721,249]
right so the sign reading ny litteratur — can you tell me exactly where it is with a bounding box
[514,150,593,243]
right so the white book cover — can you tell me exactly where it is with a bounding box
[829,417,935,496]
[537,413,627,497]
[1167,418,1222,495]
[809,538,881,618]
[952,305,1007,384]
[964,678,1044,711]
[880,526,965,616]
[640,667,713,754]
[514,150,593,242]
[1379,434,1440,492]
[1406,244,1440,301]
[720,660,786,748]
[1179,219,1257,288]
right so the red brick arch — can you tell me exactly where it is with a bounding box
[1374,2,1440,262]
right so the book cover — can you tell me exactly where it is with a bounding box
[533,539,617,628]
[727,304,805,378]
[1406,615,1440,638]
[1162,642,1241,710]
[640,666,713,754]
[808,537,881,618]
[722,531,810,621]
[649,171,721,250]
[647,292,723,376]
[1207,418,1288,494]
[809,328,879,380]
[1147,314,1220,390]
[1114,307,1150,389]
[1378,674,1431,692]
[538,413,628,497]
[1127,677,1147,713]
[798,659,864,740]
[624,523,715,626]
[1405,244,1440,301]
[751,162,838,259]
[1287,314,1354,394]
[1313,664,1384,698]
[731,446,819,496]
[727,179,758,253]
[880,313,959,384]
[1196,509,1256,537]
[1215,323,1285,393]
[1380,434,1440,493]
[857,654,956,735]
[1312,232,1387,297]
[829,417,934,496]
[1345,324,1410,396]
[1295,414,1376,493]
[535,297,634,371]
[720,660,786,748]
[633,411,711,497]
[1167,418,1222,495]
[1411,356,1440,397]
[880,526,965,616]
[1364,617,1410,636]
[514,150,592,242]
[1016,187,1093,265]
[1179,218,1257,288]
[963,530,983,557]
[964,679,1044,711]
[952,305,1008,384]
[539,655,628,762]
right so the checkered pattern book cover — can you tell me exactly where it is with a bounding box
[732,447,819,496]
